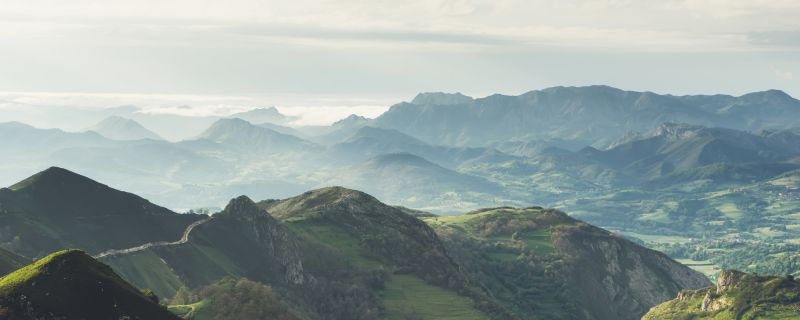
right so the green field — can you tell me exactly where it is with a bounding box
[102,251,185,299]
[383,275,489,320]
[287,221,382,269]
[619,232,692,245]
[716,203,743,220]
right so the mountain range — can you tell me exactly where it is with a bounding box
[0,168,711,319]
[2,86,800,317]
[373,86,800,148]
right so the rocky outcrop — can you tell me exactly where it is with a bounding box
[643,269,800,319]
[262,187,461,286]
[215,196,306,285]
[551,223,711,320]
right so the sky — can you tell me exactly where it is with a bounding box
[0,0,799,120]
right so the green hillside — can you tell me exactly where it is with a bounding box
[0,249,179,320]
[424,207,711,320]
[644,270,800,319]
[261,187,498,319]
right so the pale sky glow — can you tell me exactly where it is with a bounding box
[0,0,798,104]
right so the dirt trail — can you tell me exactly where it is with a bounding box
[93,216,213,259]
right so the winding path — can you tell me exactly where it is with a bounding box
[93,216,214,259]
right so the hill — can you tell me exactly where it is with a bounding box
[88,116,163,140]
[0,249,179,320]
[644,270,800,319]
[329,126,508,167]
[104,186,709,320]
[0,122,113,160]
[0,171,710,320]
[196,118,319,154]
[373,86,800,148]
[583,122,800,181]
[331,153,508,212]
[0,167,204,258]
[103,194,390,320]
[424,207,710,320]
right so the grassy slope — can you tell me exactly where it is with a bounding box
[423,207,558,255]
[383,275,488,320]
[422,207,573,319]
[264,187,492,319]
[286,218,490,320]
[102,250,187,299]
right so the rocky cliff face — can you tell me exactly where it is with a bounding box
[211,196,306,285]
[551,223,711,320]
[262,187,464,286]
[644,269,800,319]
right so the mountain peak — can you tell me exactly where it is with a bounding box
[88,116,162,141]
[198,118,318,152]
[332,114,370,127]
[229,107,298,124]
[9,166,96,192]
[411,92,473,105]
[261,186,383,220]
[738,89,794,101]
[222,195,266,218]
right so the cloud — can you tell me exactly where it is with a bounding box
[0,91,395,125]
[1,0,799,52]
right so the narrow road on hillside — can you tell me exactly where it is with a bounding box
[93,216,213,259]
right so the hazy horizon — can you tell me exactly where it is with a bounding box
[1,0,798,98]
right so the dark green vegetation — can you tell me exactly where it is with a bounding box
[0,250,179,320]
[644,270,800,319]
[169,278,300,320]
[0,167,203,258]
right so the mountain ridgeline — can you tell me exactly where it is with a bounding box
[375,86,800,148]
[0,168,713,319]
